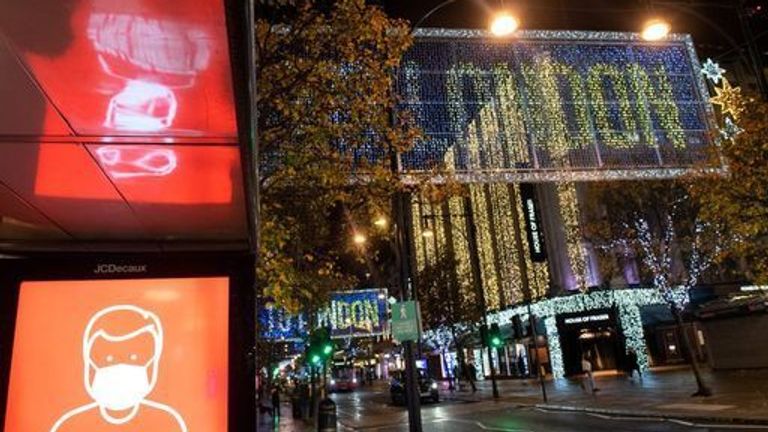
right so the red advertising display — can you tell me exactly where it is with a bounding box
[0,0,247,242]
[4,277,229,432]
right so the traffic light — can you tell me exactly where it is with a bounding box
[489,323,503,348]
[306,327,333,367]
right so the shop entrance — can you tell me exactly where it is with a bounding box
[557,309,625,376]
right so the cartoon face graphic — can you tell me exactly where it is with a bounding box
[51,305,187,432]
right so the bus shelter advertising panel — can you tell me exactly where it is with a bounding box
[2,276,232,431]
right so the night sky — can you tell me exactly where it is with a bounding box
[378,0,768,66]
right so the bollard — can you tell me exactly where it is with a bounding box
[317,398,337,432]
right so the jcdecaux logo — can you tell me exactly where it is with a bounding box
[94,264,148,275]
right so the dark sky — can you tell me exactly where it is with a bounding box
[378,0,768,68]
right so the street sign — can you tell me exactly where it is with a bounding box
[391,301,421,342]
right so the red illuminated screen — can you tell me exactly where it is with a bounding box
[4,278,229,432]
[15,0,237,137]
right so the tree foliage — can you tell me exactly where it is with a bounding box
[583,180,726,305]
[255,0,417,313]
[418,250,482,353]
[690,99,768,283]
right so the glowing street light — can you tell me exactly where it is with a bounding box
[490,12,519,37]
[353,233,367,245]
[641,19,671,41]
[374,216,388,229]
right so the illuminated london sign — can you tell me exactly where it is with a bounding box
[260,289,389,341]
[397,30,715,181]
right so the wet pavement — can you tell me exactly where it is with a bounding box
[258,367,768,431]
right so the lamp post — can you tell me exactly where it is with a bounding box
[390,4,521,431]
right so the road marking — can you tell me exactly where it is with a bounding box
[345,418,533,432]
[532,407,768,430]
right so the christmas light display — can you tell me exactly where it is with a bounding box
[699,59,744,146]
[701,58,725,84]
[557,182,589,291]
[423,287,687,378]
[720,117,744,141]
[710,78,746,120]
[397,29,715,180]
[260,289,389,340]
[412,184,550,310]
[500,288,684,377]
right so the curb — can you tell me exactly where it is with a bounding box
[531,403,768,426]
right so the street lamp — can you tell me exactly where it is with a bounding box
[392,4,522,432]
[641,18,671,41]
[490,12,520,37]
[638,2,768,99]
[374,216,388,229]
[353,233,367,245]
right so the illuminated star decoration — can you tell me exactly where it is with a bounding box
[710,78,746,119]
[720,117,744,141]
[701,58,726,84]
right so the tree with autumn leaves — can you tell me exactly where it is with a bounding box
[255,0,418,312]
[691,98,768,284]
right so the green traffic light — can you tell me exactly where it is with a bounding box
[491,337,502,347]
[311,354,321,365]
[323,344,333,355]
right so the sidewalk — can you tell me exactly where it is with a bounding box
[257,402,315,432]
[449,367,768,424]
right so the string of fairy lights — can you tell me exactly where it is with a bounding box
[398,30,713,176]
[403,33,736,377]
[423,287,688,378]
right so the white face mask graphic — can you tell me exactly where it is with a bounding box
[90,362,153,411]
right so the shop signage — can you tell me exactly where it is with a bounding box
[519,183,547,262]
[564,314,610,325]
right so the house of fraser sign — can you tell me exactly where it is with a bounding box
[397,30,716,181]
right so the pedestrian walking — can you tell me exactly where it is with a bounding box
[466,361,477,393]
[581,354,598,394]
[452,363,461,391]
[626,348,642,381]
[271,386,281,419]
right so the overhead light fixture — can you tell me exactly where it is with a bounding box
[490,12,519,37]
[641,19,671,41]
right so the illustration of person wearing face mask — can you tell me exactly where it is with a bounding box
[51,305,187,432]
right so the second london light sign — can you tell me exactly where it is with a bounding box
[397,29,716,180]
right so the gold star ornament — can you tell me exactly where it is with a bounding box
[710,78,746,120]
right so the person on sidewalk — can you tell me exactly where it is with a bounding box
[452,363,461,391]
[466,361,478,393]
[626,348,642,381]
[581,354,599,394]
[271,386,281,420]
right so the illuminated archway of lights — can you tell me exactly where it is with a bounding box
[424,287,687,378]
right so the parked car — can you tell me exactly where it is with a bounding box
[389,369,439,405]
